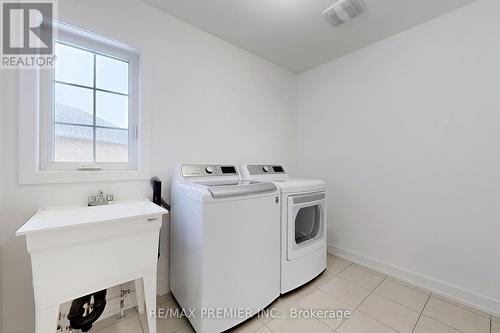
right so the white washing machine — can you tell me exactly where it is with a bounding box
[170,164,281,333]
[240,164,327,293]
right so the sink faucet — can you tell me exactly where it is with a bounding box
[88,190,114,206]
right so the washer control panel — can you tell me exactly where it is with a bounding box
[247,165,286,175]
[182,164,239,177]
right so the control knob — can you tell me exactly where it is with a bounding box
[205,166,214,174]
[263,166,270,172]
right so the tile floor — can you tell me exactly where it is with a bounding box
[90,255,497,333]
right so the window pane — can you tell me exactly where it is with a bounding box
[96,128,128,163]
[54,124,93,162]
[96,54,129,94]
[96,91,128,129]
[55,43,94,87]
[55,83,94,125]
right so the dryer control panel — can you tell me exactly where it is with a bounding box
[181,164,239,177]
[246,165,286,175]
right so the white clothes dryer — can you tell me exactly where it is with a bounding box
[240,164,327,293]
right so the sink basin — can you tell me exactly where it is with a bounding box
[16,199,168,333]
[16,199,167,235]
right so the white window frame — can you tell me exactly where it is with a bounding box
[18,21,150,184]
[41,24,140,171]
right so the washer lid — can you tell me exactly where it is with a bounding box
[204,181,277,198]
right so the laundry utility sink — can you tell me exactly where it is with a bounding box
[17,199,167,235]
[16,199,168,333]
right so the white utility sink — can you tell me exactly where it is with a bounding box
[16,199,168,333]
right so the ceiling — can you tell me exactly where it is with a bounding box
[141,0,477,73]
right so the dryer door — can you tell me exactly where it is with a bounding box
[287,192,326,260]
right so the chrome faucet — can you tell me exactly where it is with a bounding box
[88,190,114,206]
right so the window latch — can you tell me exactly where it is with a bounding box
[78,164,102,171]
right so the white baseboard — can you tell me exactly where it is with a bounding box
[328,244,500,317]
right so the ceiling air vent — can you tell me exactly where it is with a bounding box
[322,0,365,26]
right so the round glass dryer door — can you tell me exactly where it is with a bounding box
[295,205,321,244]
[287,192,326,260]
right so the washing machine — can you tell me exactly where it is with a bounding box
[170,164,281,333]
[240,164,327,293]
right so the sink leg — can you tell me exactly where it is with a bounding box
[35,305,59,333]
[135,278,146,314]
[143,274,157,333]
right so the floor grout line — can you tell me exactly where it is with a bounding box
[351,258,495,317]
[419,293,478,333]
[355,312,408,333]
[383,276,431,295]
[313,312,339,333]
[330,254,497,320]
[429,293,492,318]
[264,261,353,333]
[296,276,355,332]
[263,322,274,333]
[419,314,470,333]
[328,261,353,278]
[333,277,388,332]
[323,274,375,295]
[410,292,431,333]
[372,289,427,314]
[309,263,352,290]
[252,319,265,333]
[98,257,495,333]
[337,273,432,333]
[333,267,386,291]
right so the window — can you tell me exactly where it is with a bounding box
[39,23,140,172]
[53,43,130,164]
[19,22,148,184]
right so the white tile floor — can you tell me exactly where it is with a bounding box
[90,255,497,333]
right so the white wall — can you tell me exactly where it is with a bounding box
[297,0,500,315]
[0,0,297,332]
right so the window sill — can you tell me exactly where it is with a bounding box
[19,168,150,185]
